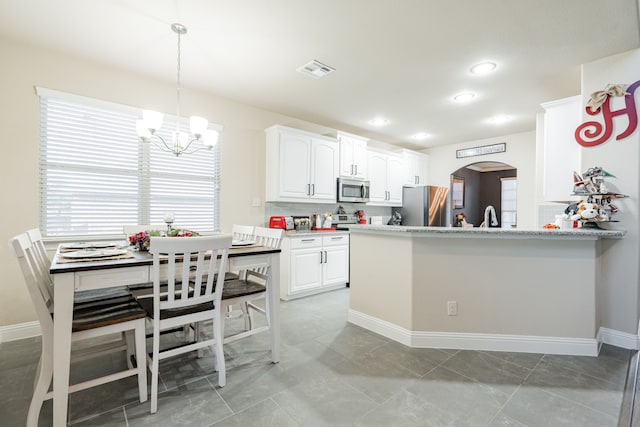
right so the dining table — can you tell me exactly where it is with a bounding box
[48,240,281,427]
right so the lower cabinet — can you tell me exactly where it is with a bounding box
[280,233,349,300]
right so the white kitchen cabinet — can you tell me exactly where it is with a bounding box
[401,149,429,186]
[540,95,582,202]
[367,149,404,205]
[337,131,368,179]
[266,125,339,203]
[281,233,350,300]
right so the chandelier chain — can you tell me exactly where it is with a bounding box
[175,27,182,132]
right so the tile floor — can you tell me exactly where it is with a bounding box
[0,287,631,426]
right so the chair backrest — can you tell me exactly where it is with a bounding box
[231,225,254,241]
[9,233,54,332]
[253,227,283,249]
[123,225,166,236]
[149,235,232,316]
[25,228,54,298]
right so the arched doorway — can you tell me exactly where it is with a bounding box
[450,161,517,228]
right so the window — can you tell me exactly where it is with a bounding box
[38,88,221,238]
[501,177,517,228]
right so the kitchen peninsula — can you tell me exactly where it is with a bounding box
[347,225,625,356]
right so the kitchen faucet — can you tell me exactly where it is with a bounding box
[482,205,498,228]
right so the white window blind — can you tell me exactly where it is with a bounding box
[38,88,221,238]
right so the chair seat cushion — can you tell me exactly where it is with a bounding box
[128,281,187,299]
[137,297,214,320]
[222,279,266,300]
[72,296,146,332]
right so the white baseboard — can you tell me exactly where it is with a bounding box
[598,327,640,350]
[348,309,599,356]
[0,321,41,343]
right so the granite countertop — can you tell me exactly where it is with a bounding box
[345,224,626,240]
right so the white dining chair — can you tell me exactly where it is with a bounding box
[222,226,283,342]
[9,233,148,427]
[135,234,231,413]
[231,224,255,242]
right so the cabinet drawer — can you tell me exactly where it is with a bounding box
[289,236,322,249]
[322,234,349,246]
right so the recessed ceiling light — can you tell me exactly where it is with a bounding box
[411,132,430,140]
[369,117,388,126]
[453,92,476,103]
[487,114,511,125]
[470,62,497,75]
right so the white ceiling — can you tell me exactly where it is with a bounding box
[1,0,638,149]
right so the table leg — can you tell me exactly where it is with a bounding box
[52,272,74,426]
[269,253,280,363]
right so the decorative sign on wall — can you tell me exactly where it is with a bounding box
[456,142,506,159]
[575,79,639,147]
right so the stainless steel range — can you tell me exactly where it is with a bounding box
[333,214,357,230]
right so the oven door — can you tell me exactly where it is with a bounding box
[338,178,370,203]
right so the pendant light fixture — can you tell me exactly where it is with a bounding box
[136,23,218,156]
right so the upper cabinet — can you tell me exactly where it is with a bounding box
[401,149,429,186]
[337,131,368,179]
[367,148,404,205]
[266,125,339,203]
[540,95,582,202]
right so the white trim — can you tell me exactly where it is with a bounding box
[598,327,640,350]
[0,321,41,343]
[348,309,599,356]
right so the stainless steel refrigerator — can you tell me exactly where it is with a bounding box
[399,186,449,226]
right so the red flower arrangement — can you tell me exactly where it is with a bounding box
[128,229,199,251]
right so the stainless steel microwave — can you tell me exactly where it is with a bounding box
[337,177,370,203]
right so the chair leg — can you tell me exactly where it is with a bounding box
[124,330,135,369]
[195,322,204,358]
[149,321,160,414]
[27,335,53,427]
[134,320,148,403]
[213,313,226,387]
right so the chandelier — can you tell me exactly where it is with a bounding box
[136,23,218,156]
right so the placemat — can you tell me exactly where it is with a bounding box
[56,251,135,263]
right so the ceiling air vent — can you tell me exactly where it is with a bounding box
[296,60,335,79]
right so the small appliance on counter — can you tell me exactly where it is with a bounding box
[269,215,294,230]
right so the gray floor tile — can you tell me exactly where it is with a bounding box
[541,346,630,386]
[72,407,127,426]
[125,378,232,426]
[441,350,532,395]
[479,350,544,370]
[524,358,624,416]
[501,386,618,427]
[272,374,378,426]
[370,340,453,376]
[407,366,509,426]
[212,398,300,427]
[313,323,389,360]
[353,389,460,427]
[487,412,528,426]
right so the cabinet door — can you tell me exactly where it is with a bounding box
[352,138,368,179]
[387,155,404,205]
[279,132,311,199]
[310,138,339,201]
[290,246,323,294]
[323,244,349,287]
[367,151,389,203]
[403,151,428,185]
[339,137,355,177]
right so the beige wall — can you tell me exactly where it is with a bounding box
[0,37,337,328]
[423,131,537,229]
[580,49,640,335]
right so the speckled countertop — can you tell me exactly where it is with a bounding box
[344,224,626,240]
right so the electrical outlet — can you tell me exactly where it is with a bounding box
[447,301,458,316]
